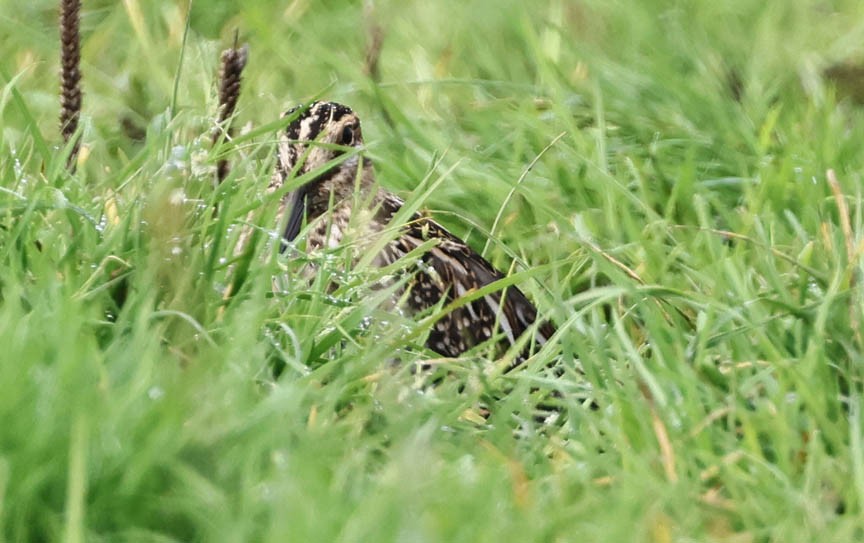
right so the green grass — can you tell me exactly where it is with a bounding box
[3,0,864,540]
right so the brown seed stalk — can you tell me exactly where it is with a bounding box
[59,0,82,171]
[212,34,248,184]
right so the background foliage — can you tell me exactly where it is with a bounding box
[3,0,864,540]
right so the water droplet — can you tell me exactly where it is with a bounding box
[169,189,186,206]
[271,450,288,468]
[147,386,164,400]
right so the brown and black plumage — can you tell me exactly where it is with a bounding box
[271,101,556,368]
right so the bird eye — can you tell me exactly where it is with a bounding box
[339,124,355,145]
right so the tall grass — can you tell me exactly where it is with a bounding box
[2,0,864,540]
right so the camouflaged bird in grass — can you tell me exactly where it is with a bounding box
[271,101,556,369]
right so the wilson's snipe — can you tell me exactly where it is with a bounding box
[271,101,555,368]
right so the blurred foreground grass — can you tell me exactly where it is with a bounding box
[3,0,864,540]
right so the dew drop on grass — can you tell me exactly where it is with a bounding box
[169,188,186,206]
[807,278,823,297]
[258,484,273,501]
[165,145,189,174]
[11,148,24,180]
[147,386,164,400]
[271,449,288,469]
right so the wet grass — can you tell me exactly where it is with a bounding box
[3,0,864,540]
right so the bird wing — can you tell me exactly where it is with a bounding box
[374,194,555,363]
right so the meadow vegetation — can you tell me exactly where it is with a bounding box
[2,0,864,540]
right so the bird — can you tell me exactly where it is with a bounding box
[269,101,556,369]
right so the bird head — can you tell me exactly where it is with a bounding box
[274,101,372,243]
